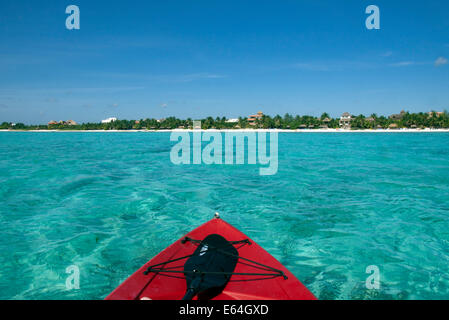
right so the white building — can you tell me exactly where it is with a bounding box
[101,117,117,124]
[226,118,239,123]
[339,112,352,129]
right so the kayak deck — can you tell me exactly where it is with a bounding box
[106,217,316,300]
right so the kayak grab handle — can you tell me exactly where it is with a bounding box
[181,236,251,246]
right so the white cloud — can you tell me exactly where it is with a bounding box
[90,72,227,83]
[173,73,226,82]
[389,61,415,67]
[292,60,375,72]
[435,57,448,67]
[0,87,144,95]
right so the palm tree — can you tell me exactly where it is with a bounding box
[320,112,330,120]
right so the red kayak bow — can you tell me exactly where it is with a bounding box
[106,214,316,300]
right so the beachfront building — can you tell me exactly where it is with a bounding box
[50,120,77,125]
[339,112,352,129]
[247,111,264,126]
[389,123,399,130]
[389,110,406,120]
[102,117,117,124]
[226,118,239,123]
[320,117,331,129]
[428,111,444,118]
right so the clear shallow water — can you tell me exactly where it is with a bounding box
[1,132,449,300]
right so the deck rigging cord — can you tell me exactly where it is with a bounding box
[143,236,288,280]
[142,234,288,300]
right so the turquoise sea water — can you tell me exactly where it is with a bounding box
[1,132,449,300]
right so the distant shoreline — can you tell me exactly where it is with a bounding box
[2,128,449,133]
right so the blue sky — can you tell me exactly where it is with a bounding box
[0,0,448,124]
